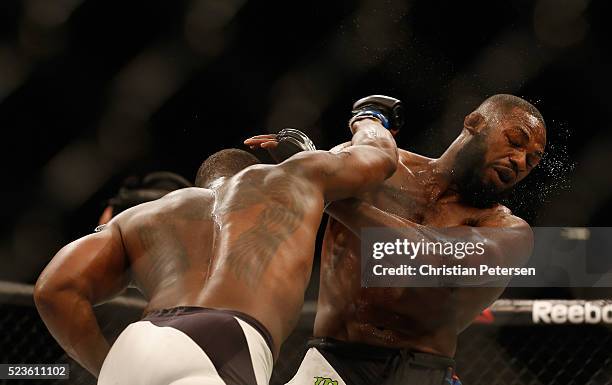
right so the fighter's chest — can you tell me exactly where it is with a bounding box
[362,169,476,227]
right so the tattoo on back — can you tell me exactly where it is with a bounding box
[217,172,307,287]
[137,221,190,285]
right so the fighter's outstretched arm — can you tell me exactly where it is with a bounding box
[246,119,399,201]
[34,223,130,377]
[327,198,533,284]
[286,119,399,201]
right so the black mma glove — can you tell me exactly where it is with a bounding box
[349,95,404,133]
[268,128,316,163]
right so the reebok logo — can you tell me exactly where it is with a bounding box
[533,301,612,324]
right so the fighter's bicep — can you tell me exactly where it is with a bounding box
[40,225,130,304]
[285,147,386,201]
[315,149,378,199]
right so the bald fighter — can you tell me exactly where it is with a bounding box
[33,95,399,385]
[287,94,546,385]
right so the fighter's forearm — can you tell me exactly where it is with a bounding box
[350,119,398,164]
[326,198,530,272]
[35,290,110,377]
[326,198,411,232]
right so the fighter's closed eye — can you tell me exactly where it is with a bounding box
[506,127,530,148]
[506,134,521,148]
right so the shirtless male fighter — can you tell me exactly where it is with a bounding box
[287,94,546,385]
[33,95,400,385]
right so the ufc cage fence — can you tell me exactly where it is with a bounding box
[1,281,611,385]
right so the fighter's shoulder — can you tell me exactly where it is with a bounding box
[163,187,214,201]
[229,163,287,185]
[110,187,212,223]
[397,149,434,167]
[157,187,217,213]
[131,187,213,208]
[224,163,311,196]
[475,204,529,228]
[274,150,334,179]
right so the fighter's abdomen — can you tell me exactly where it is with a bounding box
[316,219,500,355]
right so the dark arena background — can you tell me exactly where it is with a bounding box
[1,0,612,384]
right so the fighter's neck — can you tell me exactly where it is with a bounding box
[399,135,468,203]
[421,162,461,203]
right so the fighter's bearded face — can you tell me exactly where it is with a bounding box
[455,107,546,207]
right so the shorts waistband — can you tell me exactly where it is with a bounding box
[143,306,274,354]
[307,337,455,369]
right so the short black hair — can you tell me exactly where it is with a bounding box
[195,148,260,188]
[109,171,192,215]
[478,94,546,129]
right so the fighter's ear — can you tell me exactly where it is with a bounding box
[464,112,486,134]
[98,206,113,225]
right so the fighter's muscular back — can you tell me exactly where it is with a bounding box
[316,148,524,357]
[111,163,325,357]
